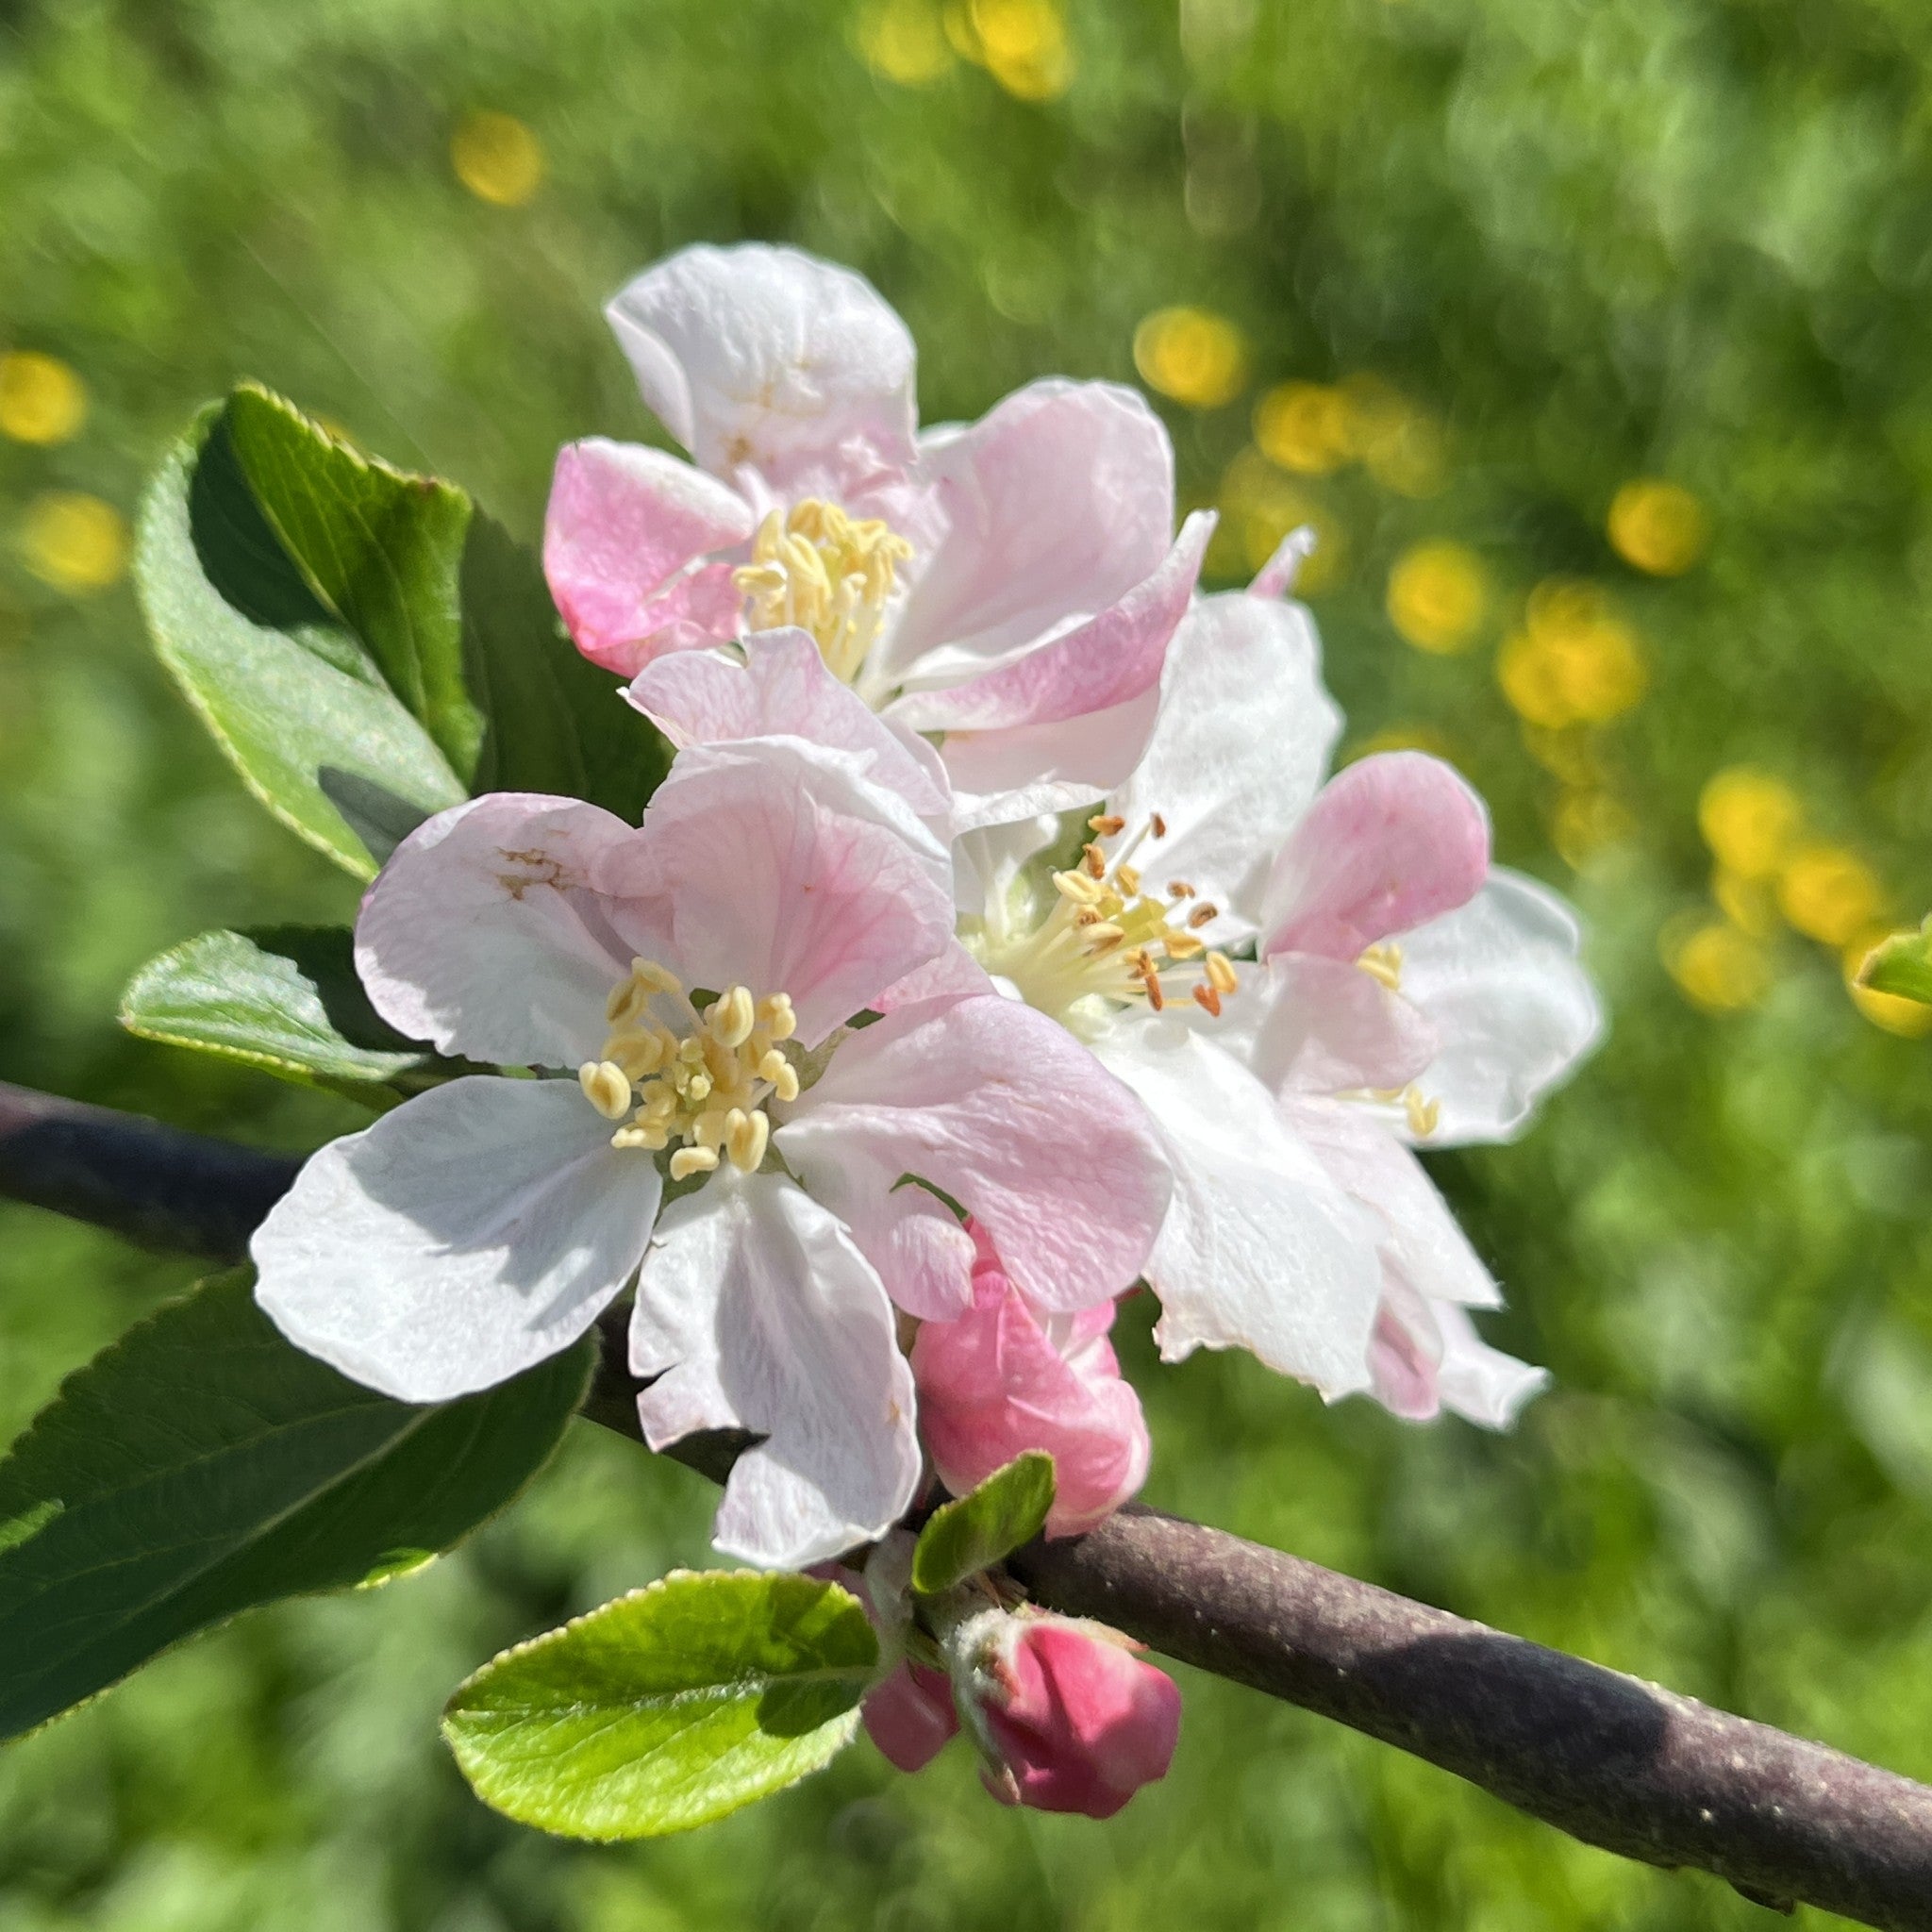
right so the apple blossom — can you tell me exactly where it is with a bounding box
[542,242,1213,829]
[958,557,1599,1421]
[912,1219,1150,1538]
[251,741,1171,1568]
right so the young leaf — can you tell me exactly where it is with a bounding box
[460,510,673,823]
[0,1272,591,1741]
[223,384,483,777]
[120,925,430,1099]
[443,1571,878,1840]
[1857,919,1932,1006]
[911,1452,1056,1596]
[138,405,468,877]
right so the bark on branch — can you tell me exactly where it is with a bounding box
[4,1078,1931,1929]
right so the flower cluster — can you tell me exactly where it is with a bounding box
[251,243,1600,1820]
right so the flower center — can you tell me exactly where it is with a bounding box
[968,811,1240,1034]
[732,497,913,686]
[577,960,801,1181]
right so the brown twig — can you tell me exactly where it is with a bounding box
[5,1077,1932,1928]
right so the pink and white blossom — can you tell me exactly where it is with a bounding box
[252,743,1170,1567]
[952,554,1599,1419]
[911,1220,1150,1538]
[544,242,1212,830]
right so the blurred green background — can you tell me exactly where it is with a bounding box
[6,0,1932,1925]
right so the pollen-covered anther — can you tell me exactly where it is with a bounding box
[669,1146,720,1181]
[1150,812,1168,838]
[707,985,757,1050]
[1191,982,1223,1018]
[1187,902,1218,930]
[725,1108,772,1174]
[1088,812,1125,836]
[1168,880,1196,899]
[731,498,911,684]
[1115,862,1141,896]
[1405,1089,1441,1139]
[578,1060,633,1121]
[1357,943,1404,991]
[1082,842,1108,878]
[758,992,797,1041]
[1205,952,1239,996]
[1055,870,1105,907]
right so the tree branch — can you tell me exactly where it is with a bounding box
[5,1077,1931,1929]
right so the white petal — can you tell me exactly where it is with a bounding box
[1091,1023,1382,1395]
[355,793,645,1068]
[606,244,918,491]
[253,1077,658,1402]
[1108,589,1341,943]
[629,1172,921,1568]
[1396,869,1604,1145]
[1286,1096,1498,1310]
[1432,1300,1549,1429]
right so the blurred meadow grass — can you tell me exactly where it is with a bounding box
[7,0,1932,1925]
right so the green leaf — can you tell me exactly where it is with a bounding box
[138,403,468,877]
[119,925,433,1099]
[443,1571,878,1840]
[0,1272,591,1741]
[1858,920,1932,1006]
[911,1452,1056,1596]
[224,384,483,777]
[460,510,673,822]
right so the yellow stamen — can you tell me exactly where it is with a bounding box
[1188,902,1219,930]
[725,1108,771,1174]
[1405,1089,1441,1139]
[731,497,911,684]
[1088,812,1125,836]
[1082,842,1108,878]
[1357,943,1404,991]
[577,1060,632,1121]
[759,992,797,1041]
[707,985,757,1049]
[1115,862,1141,896]
[669,1146,720,1181]
[1206,952,1238,995]
[1192,983,1223,1017]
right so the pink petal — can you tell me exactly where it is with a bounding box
[355,792,648,1068]
[774,994,1171,1318]
[1247,525,1317,601]
[913,1224,1149,1536]
[591,741,956,1049]
[543,440,754,674]
[627,628,951,823]
[862,1663,959,1774]
[605,243,918,492]
[880,380,1177,687]
[1262,752,1491,960]
[983,1622,1181,1820]
[887,511,1214,738]
[1367,1280,1444,1421]
[872,941,998,1017]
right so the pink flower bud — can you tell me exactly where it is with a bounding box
[912,1223,1151,1537]
[977,1618,1180,1819]
[860,1660,958,1773]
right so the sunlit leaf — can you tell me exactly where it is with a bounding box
[911,1452,1056,1596]
[1857,920,1932,1006]
[443,1571,877,1840]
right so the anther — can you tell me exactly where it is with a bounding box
[1191,983,1223,1017]
[631,959,683,995]
[759,992,797,1041]
[1054,870,1104,907]
[1151,812,1168,838]
[1142,965,1166,1010]
[1168,880,1197,899]
[1088,813,1125,836]
[707,985,757,1050]
[726,1108,771,1174]
[1082,842,1108,878]
[1188,903,1219,929]
[1405,1090,1441,1139]
[1115,863,1141,895]
[1206,952,1239,995]
[1357,944,1404,991]
[669,1147,720,1181]
[1084,922,1126,950]
[577,1060,633,1122]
